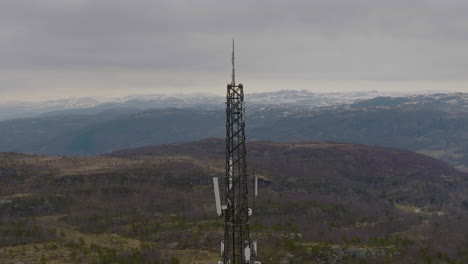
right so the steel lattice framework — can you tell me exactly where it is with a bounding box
[224,81,251,263]
[215,40,259,264]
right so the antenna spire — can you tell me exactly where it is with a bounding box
[232,38,235,85]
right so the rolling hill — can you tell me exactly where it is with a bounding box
[1,139,467,263]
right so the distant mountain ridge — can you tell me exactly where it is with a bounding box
[0,97,101,121]
[3,91,468,170]
[352,93,468,112]
[0,90,417,121]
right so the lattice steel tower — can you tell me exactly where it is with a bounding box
[213,40,260,264]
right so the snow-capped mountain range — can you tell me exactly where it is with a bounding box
[0,89,461,121]
[3,89,468,168]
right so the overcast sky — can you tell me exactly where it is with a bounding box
[1,0,468,101]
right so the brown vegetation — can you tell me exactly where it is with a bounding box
[0,139,467,263]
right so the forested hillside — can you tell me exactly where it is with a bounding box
[1,139,467,263]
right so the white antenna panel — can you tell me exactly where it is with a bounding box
[255,176,258,197]
[244,246,251,262]
[213,177,222,216]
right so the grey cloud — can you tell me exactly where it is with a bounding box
[0,0,468,100]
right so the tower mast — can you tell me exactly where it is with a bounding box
[232,38,235,85]
[213,39,260,264]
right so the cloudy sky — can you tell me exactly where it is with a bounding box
[1,0,468,101]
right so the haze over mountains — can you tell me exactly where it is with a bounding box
[2,90,468,170]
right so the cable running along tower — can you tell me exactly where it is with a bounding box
[213,40,260,264]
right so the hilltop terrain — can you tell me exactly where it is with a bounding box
[1,139,467,263]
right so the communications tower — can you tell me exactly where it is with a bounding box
[213,40,260,264]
